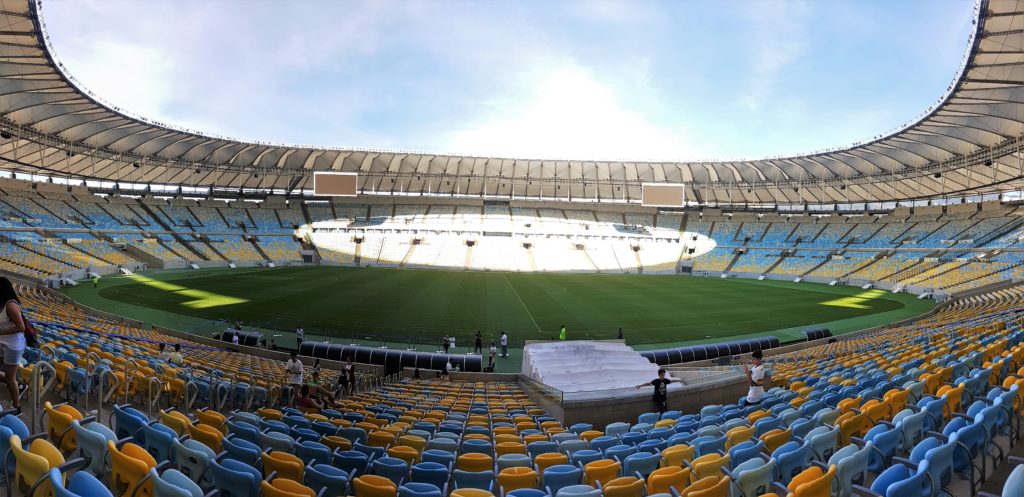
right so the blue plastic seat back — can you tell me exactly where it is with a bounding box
[306,464,351,497]
[637,439,667,455]
[222,437,262,467]
[154,469,204,497]
[728,440,765,470]
[910,436,955,489]
[462,439,494,456]
[773,441,810,485]
[425,438,458,453]
[260,430,296,453]
[637,413,660,426]
[541,465,581,496]
[421,449,456,468]
[373,456,411,486]
[398,482,443,497]
[334,450,371,477]
[210,458,261,497]
[141,423,176,462]
[410,462,449,489]
[452,469,494,491]
[282,414,311,429]
[528,441,559,459]
[917,398,945,433]
[72,420,115,476]
[754,416,782,437]
[568,424,592,435]
[172,439,215,485]
[226,420,261,445]
[50,468,114,497]
[951,419,986,474]
[261,420,291,436]
[113,404,149,439]
[789,418,815,440]
[622,451,660,478]
[618,432,646,447]
[828,442,870,497]
[508,489,547,497]
[864,425,899,473]
[733,457,775,497]
[692,435,724,457]
[296,440,333,467]
[604,445,636,462]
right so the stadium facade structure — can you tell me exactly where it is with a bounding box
[0,0,1020,206]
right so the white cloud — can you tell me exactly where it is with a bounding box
[737,2,812,111]
[445,63,698,161]
[60,40,175,119]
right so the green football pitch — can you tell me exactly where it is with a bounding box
[62,266,934,348]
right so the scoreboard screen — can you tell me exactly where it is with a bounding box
[641,183,686,207]
[313,172,358,196]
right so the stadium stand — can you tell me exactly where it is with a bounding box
[1,1,1024,494]
[0,273,1018,497]
[0,182,1023,300]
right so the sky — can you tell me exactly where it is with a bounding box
[41,0,976,162]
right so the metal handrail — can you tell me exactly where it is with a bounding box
[184,380,199,411]
[27,360,56,433]
[96,368,121,424]
[145,377,161,419]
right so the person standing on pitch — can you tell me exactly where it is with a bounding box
[442,335,450,354]
[295,326,305,348]
[559,324,566,341]
[487,340,495,373]
[500,331,508,358]
[474,331,482,354]
[635,368,681,414]
[618,328,623,340]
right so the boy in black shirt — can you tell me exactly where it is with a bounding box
[635,368,681,413]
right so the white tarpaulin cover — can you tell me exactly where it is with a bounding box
[523,340,681,393]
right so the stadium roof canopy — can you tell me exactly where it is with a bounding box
[0,0,1022,205]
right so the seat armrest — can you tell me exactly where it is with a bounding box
[852,484,883,497]
[892,457,917,470]
[57,457,86,474]
[771,481,790,496]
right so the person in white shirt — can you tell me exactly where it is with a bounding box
[158,343,171,362]
[285,351,304,402]
[232,333,239,345]
[743,350,766,406]
[0,278,26,414]
[487,341,497,371]
[442,358,453,378]
[500,332,508,358]
[296,327,305,347]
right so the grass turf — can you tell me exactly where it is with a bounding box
[71,266,933,348]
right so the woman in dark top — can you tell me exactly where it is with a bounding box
[635,368,682,414]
